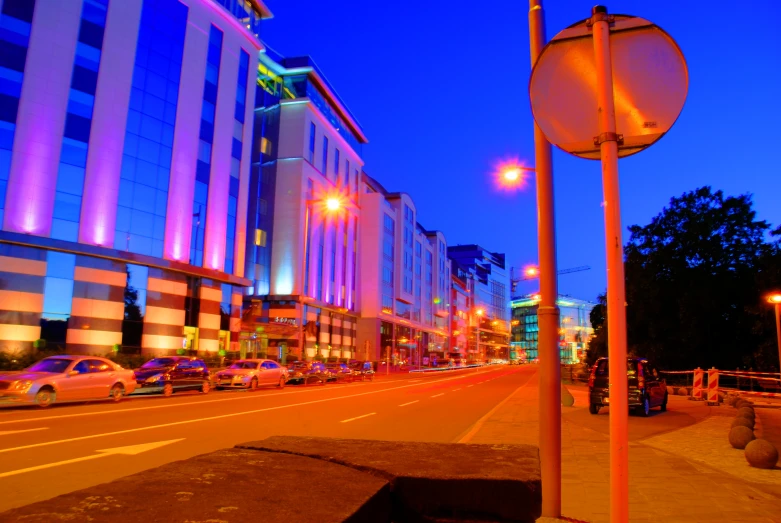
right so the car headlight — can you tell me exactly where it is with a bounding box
[12,380,33,392]
[145,374,163,383]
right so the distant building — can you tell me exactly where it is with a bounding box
[451,266,477,361]
[447,245,510,360]
[356,174,450,365]
[240,47,368,362]
[510,294,595,363]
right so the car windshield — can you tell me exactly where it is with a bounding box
[26,358,72,374]
[229,362,258,369]
[141,358,176,369]
[595,360,639,376]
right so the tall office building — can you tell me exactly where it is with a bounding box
[0,0,271,355]
[356,174,450,365]
[447,245,511,359]
[239,47,368,362]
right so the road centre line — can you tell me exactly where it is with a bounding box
[431,393,445,398]
[0,370,497,426]
[398,400,419,407]
[340,413,375,423]
[453,388,461,391]
[467,385,474,388]
[0,427,48,437]
[0,371,491,455]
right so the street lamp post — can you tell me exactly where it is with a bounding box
[529,0,561,517]
[767,294,781,379]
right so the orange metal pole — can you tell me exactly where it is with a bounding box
[529,0,561,517]
[775,303,781,380]
[591,6,629,522]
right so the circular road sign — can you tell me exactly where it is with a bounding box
[529,15,688,160]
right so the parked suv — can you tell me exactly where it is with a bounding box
[588,357,667,416]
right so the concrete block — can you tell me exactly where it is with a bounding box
[0,448,391,523]
[239,436,542,522]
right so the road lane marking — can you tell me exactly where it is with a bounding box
[467,385,474,388]
[453,388,461,391]
[340,413,376,423]
[0,439,183,479]
[0,427,48,436]
[398,400,419,407]
[431,393,445,398]
[0,370,500,454]
[456,374,536,444]
[0,370,497,426]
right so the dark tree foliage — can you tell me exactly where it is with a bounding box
[592,187,781,371]
[122,268,143,351]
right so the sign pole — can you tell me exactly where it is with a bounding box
[591,6,629,522]
[529,0,561,517]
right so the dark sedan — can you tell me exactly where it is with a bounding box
[285,361,327,385]
[348,361,375,382]
[325,362,356,383]
[133,357,211,396]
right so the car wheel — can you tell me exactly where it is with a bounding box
[588,402,599,415]
[641,396,650,417]
[249,377,258,391]
[201,380,210,394]
[660,393,668,412]
[110,384,124,402]
[162,383,174,397]
[277,376,285,389]
[35,387,56,408]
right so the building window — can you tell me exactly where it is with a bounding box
[333,148,340,183]
[321,135,328,176]
[115,0,188,257]
[308,122,315,164]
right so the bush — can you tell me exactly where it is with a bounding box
[107,353,148,370]
[0,347,61,371]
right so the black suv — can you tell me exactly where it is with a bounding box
[588,357,667,416]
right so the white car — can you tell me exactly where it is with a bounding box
[0,355,137,408]
[214,359,288,390]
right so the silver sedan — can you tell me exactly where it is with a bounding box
[0,355,137,408]
[214,359,288,390]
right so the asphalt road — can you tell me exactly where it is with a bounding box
[0,365,527,512]
[0,365,715,513]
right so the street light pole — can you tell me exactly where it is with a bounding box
[591,6,629,523]
[529,0,561,517]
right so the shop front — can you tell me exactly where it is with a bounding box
[240,298,357,363]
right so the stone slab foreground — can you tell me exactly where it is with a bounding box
[239,436,541,522]
[0,438,541,523]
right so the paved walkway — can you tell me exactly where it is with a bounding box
[463,371,781,523]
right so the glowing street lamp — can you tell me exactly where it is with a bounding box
[476,308,485,316]
[302,194,347,303]
[525,266,539,278]
[325,197,342,211]
[766,293,781,378]
[496,161,536,190]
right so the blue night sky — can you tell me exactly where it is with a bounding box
[263,0,781,304]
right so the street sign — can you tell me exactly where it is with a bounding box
[529,15,688,159]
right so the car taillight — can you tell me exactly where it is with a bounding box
[638,373,645,389]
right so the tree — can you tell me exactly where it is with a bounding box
[122,268,144,351]
[586,293,607,366]
[606,186,781,371]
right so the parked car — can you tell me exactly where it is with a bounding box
[214,359,288,390]
[286,361,327,385]
[325,362,356,383]
[0,355,137,408]
[588,357,668,416]
[348,361,375,381]
[133,357,210,397]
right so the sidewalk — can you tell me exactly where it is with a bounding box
[463,372,781,523]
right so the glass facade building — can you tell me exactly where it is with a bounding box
[0,0,271,356]
[510,295,595,363]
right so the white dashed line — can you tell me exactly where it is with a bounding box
[340,412,376,423]
[453,388,461,391]
[398,400,419,407]
[431,393,445,398]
